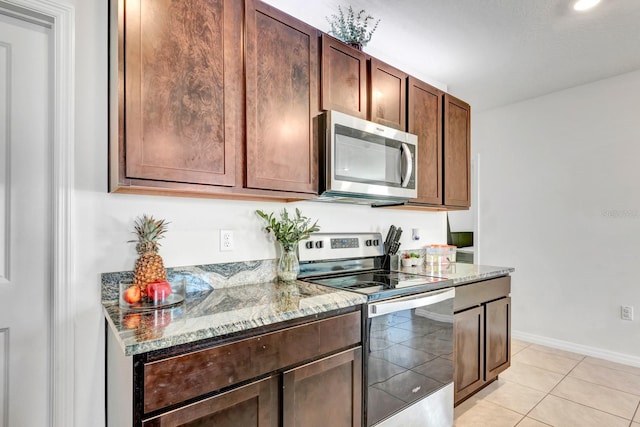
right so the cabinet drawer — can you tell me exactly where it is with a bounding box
[454,276,510,312]
[143,312,361,413]
[142,376,278,427]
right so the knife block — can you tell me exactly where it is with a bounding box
[382,254,399,271]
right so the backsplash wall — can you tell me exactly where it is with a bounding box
[88,193,447,273]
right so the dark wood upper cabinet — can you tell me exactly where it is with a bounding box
[407,77,443,205]
[110,0,470,206]
[115,0,243,188]
[245,0,319,194]
[320,34,368,119]
[443,93,471,208]
[369,57,408,130]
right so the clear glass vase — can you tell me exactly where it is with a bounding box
[277,243,300,282]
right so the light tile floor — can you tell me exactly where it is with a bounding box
[454,340,640,427]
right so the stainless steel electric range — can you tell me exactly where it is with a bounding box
[298,233,455,427]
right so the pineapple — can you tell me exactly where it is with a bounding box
[129,214,168,293]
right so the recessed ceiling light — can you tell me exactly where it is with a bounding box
[574,0,601,11]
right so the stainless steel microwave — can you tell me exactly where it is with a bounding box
[318,110,418,206]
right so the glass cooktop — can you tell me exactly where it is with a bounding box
[309,270,450,300]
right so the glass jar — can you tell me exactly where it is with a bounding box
[277,243,300,282]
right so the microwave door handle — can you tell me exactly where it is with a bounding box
[401,143,413,188]
[368,288,455,318]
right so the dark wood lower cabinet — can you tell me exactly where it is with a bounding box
[283,347,362,427]
[454,277,511,405]
[143,347,363,427]
[454,305,484,403]
[107,310,363,426]
[142,376,278,427]
[486,297,511,378]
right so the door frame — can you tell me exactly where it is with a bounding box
[0,1,75,426]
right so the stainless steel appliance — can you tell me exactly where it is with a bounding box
[298,233,455,427]
[317,111,418,206]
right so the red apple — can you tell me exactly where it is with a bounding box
[122,285,141,304]
[146,280,172,302]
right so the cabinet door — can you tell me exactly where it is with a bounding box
[142,376,278,427]
[245,0,319,193]
[407,77,443,205]
[283,347,362,427]
[454,306,484,404]
[369,58,407,130]
[321,34,367,119]
[443,93,471,207]
[485,297,511,379]
[120,0,242,186]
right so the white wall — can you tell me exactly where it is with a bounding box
[474,69,640,363]
[70,1,445,425]
[263,0,448,92]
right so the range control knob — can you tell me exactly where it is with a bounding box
[365,239,373,246]
[305,241,313,249]
[315,241,324,249]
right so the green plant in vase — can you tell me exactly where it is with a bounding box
[326,5,380,50]
[256,208,320,281]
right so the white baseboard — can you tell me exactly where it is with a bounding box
[512,330,640,368]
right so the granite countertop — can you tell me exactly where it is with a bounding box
[103,260,511,357]
[102,260,367,356]
[399,262,514,285]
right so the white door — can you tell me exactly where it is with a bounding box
[0,11,53,427]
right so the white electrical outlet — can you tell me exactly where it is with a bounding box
[220,230,234,251]
[621,305,634,321]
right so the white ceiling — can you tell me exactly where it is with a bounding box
[265,0,640,111]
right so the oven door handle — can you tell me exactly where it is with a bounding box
[368,288,455,318]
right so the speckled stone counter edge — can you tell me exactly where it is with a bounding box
[400,263,515,285]
[103,284,367,356]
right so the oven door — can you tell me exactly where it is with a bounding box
[327,110,417,199]
[365,288,455,427]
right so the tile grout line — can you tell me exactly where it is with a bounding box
[492,352,597,425]
[517,356,575,426]
[471,346,561,426]
[546,357,640,422]
[563,359,640,401]
[470,343,640,427]
[470,342,551,424]
[580,358,640,378]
